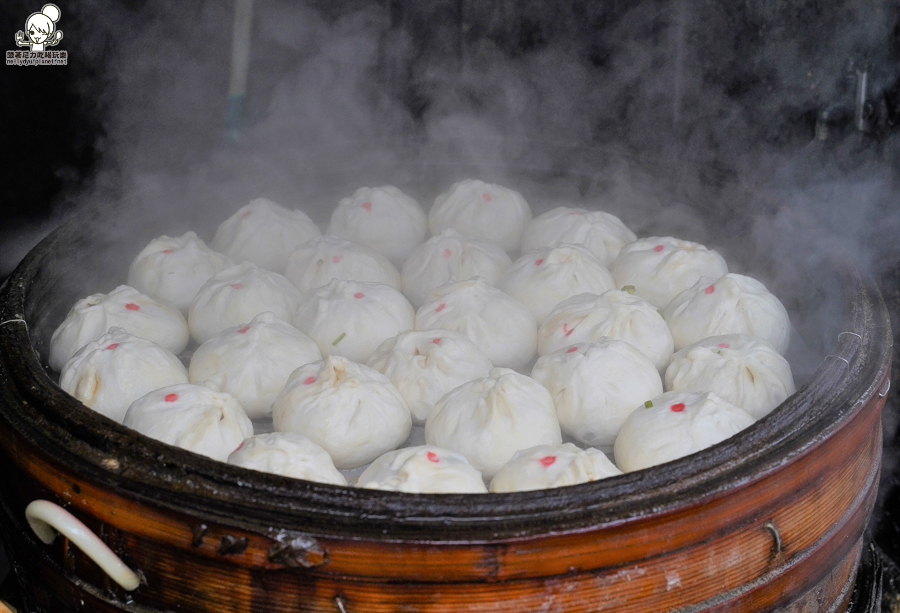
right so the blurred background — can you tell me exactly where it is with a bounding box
[1,0,899,608]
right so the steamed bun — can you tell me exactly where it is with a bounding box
[283,234,401,294]
[610,237,728,309]
[424,368,561,478]
[59,327,188,423]
[227,432,347,485]
[367,329,493,424]
[531,339,663,447]
[123,383,253,462]
[499,244,616,324]
[428,180,532,254]
[188,312,322,419]
[663,273,791,354]
[537,290,673,371]
[272,356,412,469]
[127,231,232,312]
[614,391,755,472]
[356,446,487,494]
[414,277,537,370]
[211,198,321,273]
[401,228,511,308]
[293,279,415,363]
[50,285,189,372]
[188,262,302,345]
[521,207,636,267]
[489,443,622,493]
[664,334,795,420]
[327,186,427,267]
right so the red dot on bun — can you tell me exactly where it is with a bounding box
[705,285,715,294]
[164,393,178,402]
[718,343,730,348]
[125,302,140,311]
[304,376,317,385]
[535,259,544,266]
[482,193,492,202]
[431,338,441,344]
[332,255,343,263]
[354,292,365,299]
[670,403,686,412]
[653,245,664,252]
[427,451,440,463]
[230,283,243,289]
[162,249,174,254]
[539,456,556,467]
[105,343,119,350]
[361,201,372,211]
[566,346,578,353]
[238,325,250,334]
[435,303,446,312]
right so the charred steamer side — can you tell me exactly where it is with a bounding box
[0,155,892,612]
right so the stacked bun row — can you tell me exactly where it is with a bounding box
[49,180,794,494]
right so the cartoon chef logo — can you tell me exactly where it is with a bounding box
[15,4,63,51]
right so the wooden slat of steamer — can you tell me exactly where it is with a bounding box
[0,377,885,613]
[1,379,883,580]
[0,599,18,613]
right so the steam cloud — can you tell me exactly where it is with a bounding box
[59,0,897,256]
[38,0,900,517]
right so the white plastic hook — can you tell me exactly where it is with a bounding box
[25,500,141,591]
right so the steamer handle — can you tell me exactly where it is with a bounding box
[25,500,141,591]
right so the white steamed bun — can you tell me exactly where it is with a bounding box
[127,231,232,312]
[428,180,532,254]
[414,277,537,370]
[272,356,412,469]
[356,446,488,494]
[489,443,622,493]
[283,234,400,294]
[59,327,188,423]
[227,432,347,485]
[664,334,795,420]
[521,207,636,267]
[499,244,616,324]
[531,339,663,447]
[211,198,321,273]
[123,383,253,462]
[188,312,322,419]
[610,237,728,309]
[366,329,494,424]
[188,262,302,345]
[293,279,415,363]
[537,290,673,371]
[326,186,427,267]
[663,273,791,354]
[424,368,561,478]
[613,391,755,472]
[50,285,189,372]
[400,228,512,308]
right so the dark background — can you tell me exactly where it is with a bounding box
[2,0,900,607]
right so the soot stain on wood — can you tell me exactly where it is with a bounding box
[474,545,502,578]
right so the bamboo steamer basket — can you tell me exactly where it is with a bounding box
[0,154,892,612]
